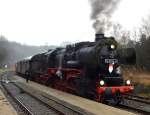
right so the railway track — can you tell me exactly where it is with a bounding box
[123,93,150,104]
[0,72,64,115]
[1,71,150,115]
[118,94,150,114]
[0,71,93,115]
[0,72,32,115]
[1,81,34,115]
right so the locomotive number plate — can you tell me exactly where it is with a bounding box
[105,59,118,64]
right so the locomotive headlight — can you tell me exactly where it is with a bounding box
[110,44,115,49]
[126,80,131,85]
[100,80,105,86]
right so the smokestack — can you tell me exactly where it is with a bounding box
[95,33,104,41]
[89,0,121,33]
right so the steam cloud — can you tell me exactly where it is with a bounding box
[89,0,121,33]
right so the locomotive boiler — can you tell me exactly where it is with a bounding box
[16,33,136,104]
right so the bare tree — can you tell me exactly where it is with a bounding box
[111,23,123,39]
[141,15,150,37]
[111,23,131,47]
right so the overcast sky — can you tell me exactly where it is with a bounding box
[0,0,150,46]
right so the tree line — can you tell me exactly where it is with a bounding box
[112,15,150,70]
[0,36,56,68]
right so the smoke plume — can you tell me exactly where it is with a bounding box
[89,0,121,33]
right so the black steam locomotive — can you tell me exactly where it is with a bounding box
[16,34,136,104]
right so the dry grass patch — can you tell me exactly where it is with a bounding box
[123,68,150,87]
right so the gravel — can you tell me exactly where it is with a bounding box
[1,72,60,115]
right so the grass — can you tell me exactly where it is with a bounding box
[0,68,8,73]
[123,68,150,86]
[0,68,13,74]
[123,68,150,98]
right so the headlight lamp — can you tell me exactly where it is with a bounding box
[110,44,115,49]
[100,80,105,86]
[126,80,131,85]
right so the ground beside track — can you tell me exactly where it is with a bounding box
[12,74,137,115]
[0,87,18,115]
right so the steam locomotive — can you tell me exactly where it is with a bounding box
[16,34,136,104]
